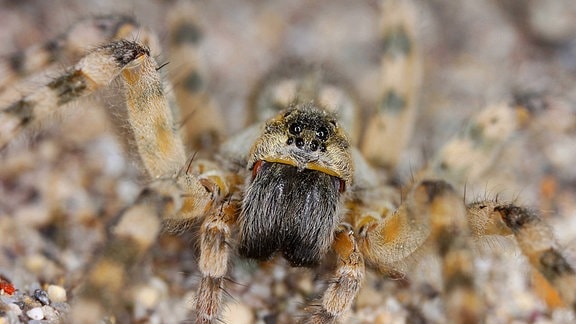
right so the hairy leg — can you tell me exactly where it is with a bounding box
[303,228,365,323]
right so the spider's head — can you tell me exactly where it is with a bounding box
[240,103,352,267]
[247,102,353,184]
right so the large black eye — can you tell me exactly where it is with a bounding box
[316,126,329,141]
[289,122,302,135]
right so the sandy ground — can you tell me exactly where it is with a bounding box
[1,0,576,323]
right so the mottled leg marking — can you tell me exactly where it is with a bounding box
[167,2,225,151]
[496,205,576,311]
[0,15,139,94]
[0,40,149,150]
[429,101,522,187]
[361,0,421,169]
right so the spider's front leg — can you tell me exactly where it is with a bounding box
[194,199,237,323]
[0,40,150,150]
[0,38,231,322]
[74,164,231,322]
[496,205,576,312]
[468,201,576,312]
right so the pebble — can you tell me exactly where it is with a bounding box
[8,302,22,316]
[356,283,385,308]
[134,285,160,309]
[24,254,50,275]
[296,275,313,294]
[34,289,50,305]
[273,281,287,298]
[42,305,59,321]
[51,301,71,313]
[221,302,254,324]
[26,307,44,320]
[47,285,67,303]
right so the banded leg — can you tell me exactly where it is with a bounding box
[361,0,422,170]
[0,40,217,321]
[167,2,225,151]
[468,202,576,311]
[303,228,365,323]
[428,100,528,188]
[0,40,149,150]
[118,39,231,321]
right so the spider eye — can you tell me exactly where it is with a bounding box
[289,122,302,135]
[316,126,329,141]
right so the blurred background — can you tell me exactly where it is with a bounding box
[1,0,576,322]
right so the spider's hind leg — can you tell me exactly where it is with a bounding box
[431,96,576,315]
[420,180,484,322]
[360,0,422,171]
[166,2,225,153]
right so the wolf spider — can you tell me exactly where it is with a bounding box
[1,1,576,323]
